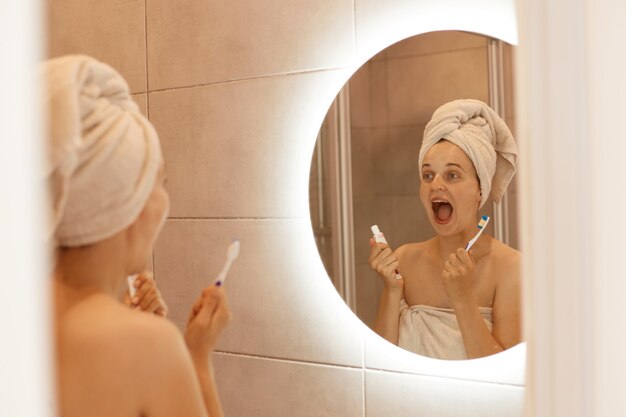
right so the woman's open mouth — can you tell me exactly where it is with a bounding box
[432,199,454,225]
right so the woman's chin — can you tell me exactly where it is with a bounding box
[431,216,457,235]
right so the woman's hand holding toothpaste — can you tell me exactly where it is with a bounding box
[123,272,168,317]
[369,238,404,291]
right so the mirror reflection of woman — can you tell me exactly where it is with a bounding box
[369,99,520,360]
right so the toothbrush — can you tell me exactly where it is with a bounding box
[465,215,490,251]
[213,239,241,286]
[370,225,402,280]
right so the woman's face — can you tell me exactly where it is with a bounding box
[127,163,170,272]
[419,140,481,236]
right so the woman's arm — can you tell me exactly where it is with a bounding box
[189,354,224,417]
[443,248,521,359]
[369,241,405,344]
[453,296,505,358]
[490,253,522,350]
[185,286,232,417]
[138,286,230,417]
[373,286,403,344]
[137,320,211,417]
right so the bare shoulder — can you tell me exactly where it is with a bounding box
[491,239,521,274]
[110,303,187,365]
[490,240,522,347]
[395,239,433,262]
[57,295,193,416]
[61,296,185,368]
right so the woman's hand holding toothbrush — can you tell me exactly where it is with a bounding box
[442,248,477,308]
[369,239,404,291]
[185,239,238,359]
[184,285,232,417]
[185,286,232,360]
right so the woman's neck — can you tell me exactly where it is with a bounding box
[435,225,491,261]
[53,236,129,309]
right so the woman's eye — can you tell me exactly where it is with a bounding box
[422,172,433,181]
[447,172,460,180]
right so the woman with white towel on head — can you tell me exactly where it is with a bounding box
[369,99,521,360]
[43,55,229,417]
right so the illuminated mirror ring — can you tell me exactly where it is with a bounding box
[306,25,526,386]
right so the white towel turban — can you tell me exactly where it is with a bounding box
[40,55,162,247]
[418,99,518,208]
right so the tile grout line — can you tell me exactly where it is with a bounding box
[148,65,352,94]
[166,217,307,221]
[212,350,524,388]
[384,44,488,63]
[213,350,363,371]
[364,365,526,387]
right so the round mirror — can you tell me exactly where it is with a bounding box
[309,30,520,360]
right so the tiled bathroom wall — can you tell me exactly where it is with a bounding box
[46,1,523,416]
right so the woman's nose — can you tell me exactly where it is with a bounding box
[431,174,446,190]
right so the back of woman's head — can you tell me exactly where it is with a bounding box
[40,55,162,248]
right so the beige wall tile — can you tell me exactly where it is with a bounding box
[349,64,372,128]
[386,47,490,127]
[369,60,388,128]
[46,0,147,93]
[149,69,351,219]
[368,127,393,192]
[366,370,524,417]
[131,93,147,117]
[355,261,382,329]
[384,125,422,196]
[352,195,386,267]
[214,353,363,417]
[147,0,355,90]
[153,219,364,366]
[386,31,488,59]
[350,127,375,198]
[390,195,431,245]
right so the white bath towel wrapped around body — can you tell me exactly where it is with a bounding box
[40,55,162,247]
[398,300,493,360]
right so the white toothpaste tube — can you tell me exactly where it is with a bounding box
[127,274,138,298]
[370,225,402,280]
[371,225,388,244]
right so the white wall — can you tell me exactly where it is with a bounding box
[0,1,52,417]
[517,0,626,416]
